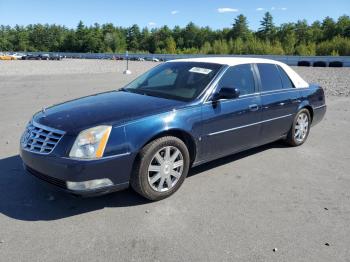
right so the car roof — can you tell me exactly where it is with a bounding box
[167,57,309,88]
[167,57,284,66]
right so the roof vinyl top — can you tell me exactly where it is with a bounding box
[167,57,309,88]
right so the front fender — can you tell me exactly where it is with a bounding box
[123,106,202,154]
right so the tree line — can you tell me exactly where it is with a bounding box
[1,12,350,56]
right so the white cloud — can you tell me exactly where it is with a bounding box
[217,7,239,13]
[171,10,179,15]
[256,7,287,12]
[148,22,156,27]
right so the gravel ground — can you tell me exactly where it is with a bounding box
[0,60,349,262]
[293,67,350,97]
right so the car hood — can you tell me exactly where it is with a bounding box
[33,91,186,134]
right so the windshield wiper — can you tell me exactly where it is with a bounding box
[119,88,151,97]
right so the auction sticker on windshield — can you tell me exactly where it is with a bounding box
[189,67,213,75]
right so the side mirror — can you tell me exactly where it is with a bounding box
[213,87,240,100]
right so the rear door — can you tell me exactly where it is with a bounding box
[255,63,300,143]
[200,64,262,161]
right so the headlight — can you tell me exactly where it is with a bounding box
[69,125,112,159]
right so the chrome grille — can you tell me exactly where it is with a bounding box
[21,121,65,154]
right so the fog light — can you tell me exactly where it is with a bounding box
[66,179,113,191]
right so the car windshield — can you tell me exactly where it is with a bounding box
[122,62,223,101]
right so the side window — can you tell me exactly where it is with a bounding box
[277,65,295,89]
[257,63,283,91]
[217,64,255,95]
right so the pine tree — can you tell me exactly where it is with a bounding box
[258,12,275,41]
[230,14,251,40]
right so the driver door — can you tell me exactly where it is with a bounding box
[199,64,262,161]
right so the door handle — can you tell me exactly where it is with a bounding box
[279,102,285,106]
[249,104,259,111]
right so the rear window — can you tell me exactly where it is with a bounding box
[257,63,283,91]
[277,65,295,89]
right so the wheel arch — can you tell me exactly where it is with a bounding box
[139,129,197,166]
[303,105,314,122]
[297,102,314,122]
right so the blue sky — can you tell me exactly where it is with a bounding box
[0,0,349,30]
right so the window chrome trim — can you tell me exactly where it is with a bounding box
[207,114,293,136]
[259,88,299,96]
[203,92,260,105]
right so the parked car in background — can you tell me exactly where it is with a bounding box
[10,53,25,60]
[152,57,160,62]
[39,54,50,60]
[20,57,326,201]
[49,54,63,60]
[0,53,16,60]
[22,54,39,60]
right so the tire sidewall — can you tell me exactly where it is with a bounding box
[137,137,190,200]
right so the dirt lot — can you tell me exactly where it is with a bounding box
[0,60,349,262]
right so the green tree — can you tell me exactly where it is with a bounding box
[230,14,251,40]
[337,15,350,37]
[0,15,349,56]
[322,16,337,40]
[258,12,275,41]
[309,21,323,42]
[200,41,212,54]
[212,39,229,54]
[165,36,176,53]
[12,25,29,51]
[295,43,316,55]
[278,23,297,54]
[295,20,312,44]
[126,24,141,51]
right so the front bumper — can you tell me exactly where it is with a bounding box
[20,148,135,196]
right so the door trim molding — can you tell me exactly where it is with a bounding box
[207,113,293,136]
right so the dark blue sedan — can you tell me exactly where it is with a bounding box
[20,58,326,200]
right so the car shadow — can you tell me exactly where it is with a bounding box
[0,141,287,221]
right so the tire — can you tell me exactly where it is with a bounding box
[130,136,190,201]
[285,108,311,146]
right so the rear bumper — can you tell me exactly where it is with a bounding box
[312,104,327,126]
[20,148,135,196]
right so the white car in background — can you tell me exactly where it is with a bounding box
[10,53,25,60]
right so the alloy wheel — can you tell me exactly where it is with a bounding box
[294,112,309,143]
[147,146,184,192]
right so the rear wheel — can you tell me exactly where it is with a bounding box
[286,109,311,146]
[131,136,190,201]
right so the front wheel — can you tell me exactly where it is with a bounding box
[285,109,311,146]
[131,136,190,201]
